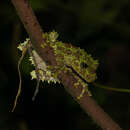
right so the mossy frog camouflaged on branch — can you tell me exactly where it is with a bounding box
[12,31,98,112]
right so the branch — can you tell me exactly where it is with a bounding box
[11,0,122,129]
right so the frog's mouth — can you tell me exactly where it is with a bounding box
[66,65,88,84]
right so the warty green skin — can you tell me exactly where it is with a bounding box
[18,31,99,99]
[41,31,99,98]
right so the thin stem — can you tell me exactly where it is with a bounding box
[93,83,130,93]
[12,43,30,112]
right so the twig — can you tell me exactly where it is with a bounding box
[12,42,30,112]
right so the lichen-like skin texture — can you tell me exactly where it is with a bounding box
[41,31,99,98]
[18,31,99,98]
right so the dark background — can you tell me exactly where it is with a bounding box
[1,0,130,129]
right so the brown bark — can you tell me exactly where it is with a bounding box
[11,0,122,129]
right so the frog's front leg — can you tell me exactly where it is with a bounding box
[74,75,91,99]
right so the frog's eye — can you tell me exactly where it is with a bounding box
[80,62,88,69]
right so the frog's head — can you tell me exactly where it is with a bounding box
[80,59,98,83]
[71,49,99,83]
